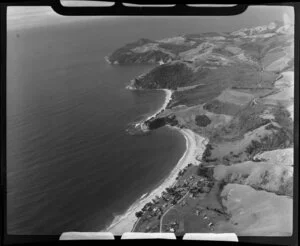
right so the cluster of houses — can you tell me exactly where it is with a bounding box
[176,163,193,180]
[171,174,213,201]
[136,197,164,220]
[137,177,212,216]
[135,164,215,233]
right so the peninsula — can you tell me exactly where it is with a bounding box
[105,21,294,236]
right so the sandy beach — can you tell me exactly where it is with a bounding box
[104,127,207,235]
[138,89,172,131]
[146,89,173,121]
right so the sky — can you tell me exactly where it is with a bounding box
[7,3,294,31]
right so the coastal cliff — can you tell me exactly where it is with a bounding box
[107,21,294,236]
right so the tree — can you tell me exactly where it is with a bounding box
[135,211,143,218]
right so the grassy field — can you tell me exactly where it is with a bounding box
[217,183,293,236]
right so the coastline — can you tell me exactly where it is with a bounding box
[104,127,207,235]
[145,89,173,122]
[137,89,173,131]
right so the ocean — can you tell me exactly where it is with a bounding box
[7,10,290,235]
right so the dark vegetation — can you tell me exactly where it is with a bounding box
[135,211,143,218]
[146,115,178,130]
[195,115,212,127]
[272,105,293,136]
[134,62,195,89]
[197,166,214,179]
[208,98,293,144]
[202,144,214,162]
[245,127,292,158]
[198,102,294,176]
[243,105,293,155]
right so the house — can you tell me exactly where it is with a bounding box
[162,193,171,201]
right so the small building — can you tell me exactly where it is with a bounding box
[158,60,165,65]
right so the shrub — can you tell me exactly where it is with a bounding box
[135,211,143,218]
[195,115,212,127]
[134,62,195,89]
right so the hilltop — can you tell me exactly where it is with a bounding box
[107,21,294,236]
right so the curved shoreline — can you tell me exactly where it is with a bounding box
[103,127,207,235]
[134,88,172,131]
[146,89,172,122]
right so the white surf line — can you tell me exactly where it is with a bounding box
[140,192,149,199]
